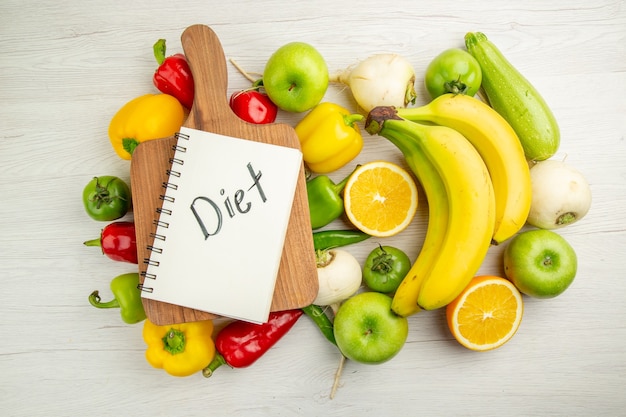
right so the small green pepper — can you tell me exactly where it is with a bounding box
[307,167,358,229]
[301,304,337,346]
[313,229,371,251]
[88,272,146,324]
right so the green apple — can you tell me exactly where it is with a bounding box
[333,292,408,364]
[262,42,328,113]
[503,229,577,298]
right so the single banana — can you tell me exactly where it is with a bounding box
[397,94,531,244]
[376,124,450,317]
[366,108,495,311]
[415,125,495,310]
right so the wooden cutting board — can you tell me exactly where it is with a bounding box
[130,24,318,325]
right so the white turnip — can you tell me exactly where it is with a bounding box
[330,54,417,112]
[527,159,591,229]
[313,249,362,306]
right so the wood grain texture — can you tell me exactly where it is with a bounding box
[1,1,625,416]
[130,25,318,325]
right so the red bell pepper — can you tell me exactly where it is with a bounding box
[84,221,138,264]
[202,309,303,377]
[152,39,195,109]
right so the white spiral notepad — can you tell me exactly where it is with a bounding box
[140,126,303,324]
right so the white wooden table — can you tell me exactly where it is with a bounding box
[1,1,625,415]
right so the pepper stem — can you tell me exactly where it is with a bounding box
[83,238,102,248]
[88,291,120,309]
[333,164,361,195]
[202,353,227,377]
[153,39,167,65]
[162,328,186,355]
[122,138,140,157]
[342,113,365,128]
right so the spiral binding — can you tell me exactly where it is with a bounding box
[139,131,189,293]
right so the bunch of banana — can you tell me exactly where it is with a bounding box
[397,93,532,245]
[365,105,496,315]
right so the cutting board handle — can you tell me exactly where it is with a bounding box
[181,24,233,130]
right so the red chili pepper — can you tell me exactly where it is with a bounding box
[83,221,138,264]
[229,89,278,124]
[152,39,195,109]
[202,309,303,377]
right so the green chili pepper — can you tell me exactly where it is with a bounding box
[307,167,358,229]
[302,304,337,346]
[88,272,147,324]
[313,229,371,251]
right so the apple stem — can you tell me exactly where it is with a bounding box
[329,354,346,400]
[543,256,553,267]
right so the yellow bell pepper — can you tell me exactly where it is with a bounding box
[108,93,185,160]
[295,102,364,173]
[143,318,215,377]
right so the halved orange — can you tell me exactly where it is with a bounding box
[343,161,418,237]
[446,275,523,351]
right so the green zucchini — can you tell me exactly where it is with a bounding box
[465,32,560,161]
